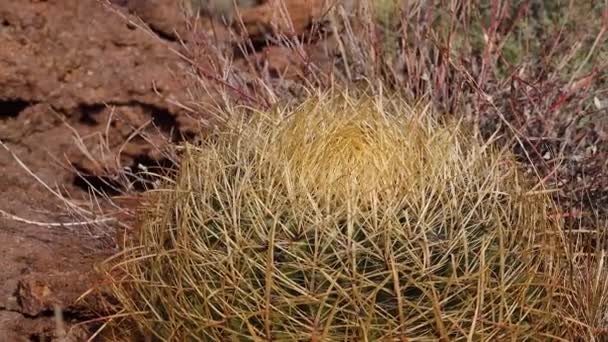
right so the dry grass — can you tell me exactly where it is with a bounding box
[101,90,577,340]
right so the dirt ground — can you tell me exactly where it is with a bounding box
[0,0,209,340]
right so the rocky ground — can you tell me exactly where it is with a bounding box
[1,0,178,339]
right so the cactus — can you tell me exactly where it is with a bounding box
[105,92,569,340]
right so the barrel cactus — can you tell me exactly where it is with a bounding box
[105,92,568,340]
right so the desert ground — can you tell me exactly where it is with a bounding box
[1,0,207,339]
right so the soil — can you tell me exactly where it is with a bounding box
[0,0,180,339]
[0,0,335,339]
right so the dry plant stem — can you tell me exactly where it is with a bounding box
[0,209,115,228]
[0,139,108,223]
[99,0,251,106]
